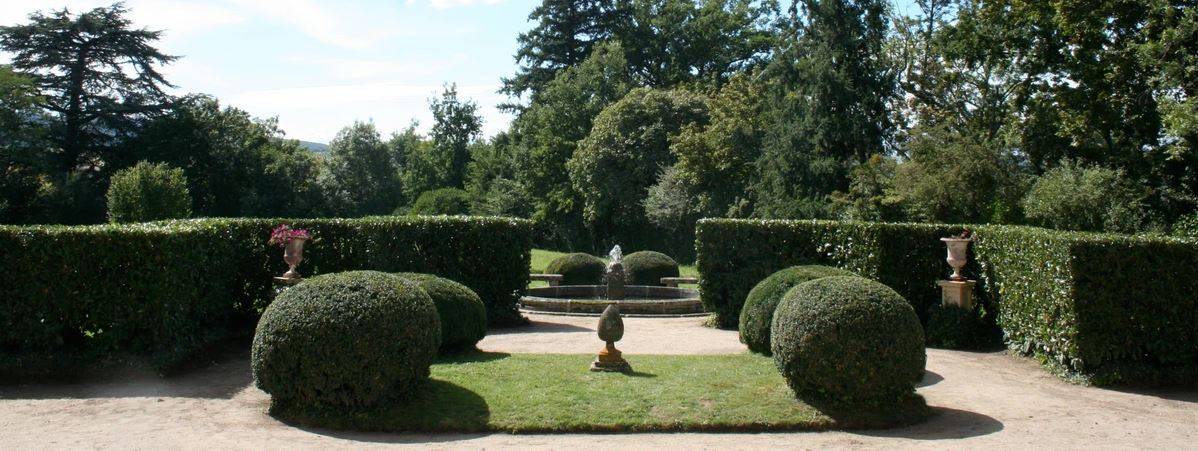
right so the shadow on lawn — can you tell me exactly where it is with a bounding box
[275,379,493,440]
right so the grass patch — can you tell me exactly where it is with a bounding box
[530,249,698,288]
[271,352,929,433]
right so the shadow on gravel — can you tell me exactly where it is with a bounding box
[0,346,252,400]
[488,320,593,335]
[917,370,943,388]
[1103,386,1198,403]
[861,406,1004,440]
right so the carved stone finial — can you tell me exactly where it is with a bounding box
[591,305,632,373]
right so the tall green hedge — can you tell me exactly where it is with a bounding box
[696,219,1198,385]
[0,216,531,374]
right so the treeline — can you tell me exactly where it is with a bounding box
[2,1,1197,257]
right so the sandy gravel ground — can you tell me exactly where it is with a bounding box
[1,313,1195,449]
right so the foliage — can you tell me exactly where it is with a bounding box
[1022,161,1148,233]
[409,188,472,216]
[738,265,856,355]
[0,65,49,224]
[429,84,483,188]
[1172,212,1198,238]
[465,134,531,218]
[568,87,709,254]
[621,250,680,286]
[924,303,1000,351]
[891,123,1026,224]
[125,95,325,218]
[252,271,440,408]
[544,252,606,285]
[697,218,1198,385]
[0,4,176,173]
[771,276,925,406]
[512,41,633,249]
[106,161,192,223]
[396,272,488,352]
[753,0,895,218]
[270,352,929,433]
[320,121,404,217]
[0,216,532,375]
[830,154,904,221]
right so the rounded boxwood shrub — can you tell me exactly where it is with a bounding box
[739,265,857,355]
[408,188,471,215]
[771,276,925,406]
[396,272,487,352]
[251,271,440,408]
[545,253,606,285]
[622,250,679,286]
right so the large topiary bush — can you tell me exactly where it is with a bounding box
[739,265,857,355]
[544,252,606,285]
[106,161,192,223]
[772,276,925,406]
[396,272,487,352]
[622,250,680,286]
[252,271,441,408]
[408,188,471,215]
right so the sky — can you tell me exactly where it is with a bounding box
[1,0,921,144]
[0,0,542,143]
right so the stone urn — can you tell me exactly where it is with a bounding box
[940,237,972,281]
[281,237,308,281]
[591,305,631,372]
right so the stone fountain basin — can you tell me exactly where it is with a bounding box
[520,285,703,315]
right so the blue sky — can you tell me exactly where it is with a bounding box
[1,0,542,142]
[2,0,919,143]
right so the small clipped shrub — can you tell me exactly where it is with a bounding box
[545,253,606,285]
[409,188,471,215]
[622,250,680,286]
[739,265,857,355]
[252,271,441,408]
[772,276,925,406]
[106,161,192,223]
[396,272,487,352]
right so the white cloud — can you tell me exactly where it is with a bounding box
[225,0,396,49]
[226,82,510,142]
[0,1,245,37]
[426,0,508,10]
[280,55,467,80]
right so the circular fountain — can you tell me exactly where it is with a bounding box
[520,246,705,316]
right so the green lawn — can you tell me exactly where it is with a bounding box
[530,249,698,288]
[270,352,928,433]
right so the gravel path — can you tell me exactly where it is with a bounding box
[1,313,1195,449]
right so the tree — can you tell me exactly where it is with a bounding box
[0,66,48,223]
[106,161,191,223]
[465,133,530,217]
[320,121,403,216]
[754,0,896,218]
[1022,161,1148,233]
[501,0,619,104]
[0,3,177,173]
[429,84,482,188]
[512,41,633,245]
[568,87,709,251]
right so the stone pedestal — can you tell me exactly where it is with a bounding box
[937,280,977,310]
[590,343,632,373]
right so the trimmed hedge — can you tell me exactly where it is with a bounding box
[545,253,606,285]
[772,276,925,406]
[622,250,680,286]
[0,216,531,374]
[252,271,440,408]
[739,265,857,355]
[697,219,1198,385]
[396,272,487,352]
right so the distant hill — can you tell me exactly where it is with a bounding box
[297,140,330,154]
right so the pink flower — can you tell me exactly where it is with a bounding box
[268,224,312,247]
